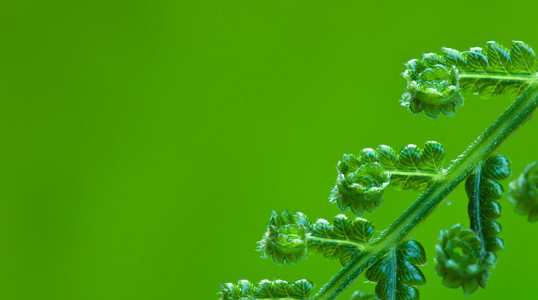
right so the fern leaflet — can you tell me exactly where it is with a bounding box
[507,161,538,221]
[331,142,445,215]
[402,41,538,118]
[365,240,427,300]
[220,279,314,300]
[258,211,375,266]
[435,154,511,294]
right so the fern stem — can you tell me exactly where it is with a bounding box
[469,165,487,255]
[313,82,538,300]
[389,169,444,179]
[459,72,538,82]
[306,235,367,251]
[387,248,398,299]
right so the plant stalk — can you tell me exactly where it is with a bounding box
[313,82,538,300]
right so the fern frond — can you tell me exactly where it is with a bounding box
[330,162,390,215]
[402,41,538,118]
[365,240,427,300]
[331,142,445,215]
[466,154,510,254]
[309,214,374,265]
[435,224,495,295]
[257,211,311,265]
[507,161,538,221]
[435,154,511,294]
[220,279,314,300]
[350,290,379,300]
[258,211,375,266]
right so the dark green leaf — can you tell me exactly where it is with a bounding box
[435,154,510,295]
[365,240,426,300]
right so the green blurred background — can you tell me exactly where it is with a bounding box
[1,0,537,299]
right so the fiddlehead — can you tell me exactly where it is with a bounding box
[435,224,495,294]
[401,55,462,117]
[365,240,427,300]
[257,210,311,265]
[258,211,375,266]
[331,141,445,215]
[402,41,538,118]
[435,154,511,294]
[330,162,390,215]
[220,279,314,300]
[507,162,538,221]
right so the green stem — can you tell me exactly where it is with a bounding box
[313,83,538,300]
[459,72,538,82]
[306,235,367,251]
[468,166,487,255]
[389,169,444,179]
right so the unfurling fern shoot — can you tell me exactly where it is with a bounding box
[219,41,538,300]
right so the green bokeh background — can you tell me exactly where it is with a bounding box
[1,1,538,299]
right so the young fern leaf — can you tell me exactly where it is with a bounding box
[309,214,374,265]
[435,154,511,294]
[257,211,311,265]
[365,240,427,300]
[220,279,314,300]
[330,161,390,215]
[331,142,445,215]
[258,211,375,266]
[467,154,510,255]
[402,41,538,118]
[507,162,538,221]
[435,224,494,294]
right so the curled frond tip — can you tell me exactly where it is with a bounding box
[401,41,537,118]
[507,162,538,221]
[435,224,496,295]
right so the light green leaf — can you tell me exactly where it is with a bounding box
[484,41,511,73]
[510,41,536,74]
[219,279,314,300]
[308,215,374,265]
[257,211,311,265]
[330,142,445,215]
[258,211,375,266]
[401,41,538,118]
